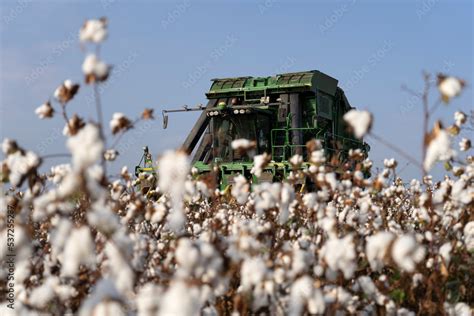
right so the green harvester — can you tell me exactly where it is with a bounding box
[135,70,369,192]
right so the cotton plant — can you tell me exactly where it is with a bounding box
[343,109,373,139]
[1,17,474,316]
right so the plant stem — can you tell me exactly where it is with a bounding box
[93,82,107,175]
[428,98,442,117]
[60,103,71,134]
[42,153,72,159]
[93,84,105,141]
[368,133,423,170]
[421,73,431,177]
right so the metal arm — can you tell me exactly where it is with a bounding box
[162,104,206,129]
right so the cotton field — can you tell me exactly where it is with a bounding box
[1,17,473,316]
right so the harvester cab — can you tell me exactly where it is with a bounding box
[135,70,370,191]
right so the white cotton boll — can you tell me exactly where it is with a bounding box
[454,111,467,127]
[320,217,336,237]
[320,235,356,279]
[357,276,377,297]
[451,179,473,205]
[104,241,135,294]
[61,226,95,277]
[50,164,71,184]
[289,154,303,167]
[308,164,318,173]
[291,248,309,276]
[110,112,127,133]
[67,124,104,170]
[158,150,190,233]
[231,174,249,205]
[131,234,150,272]
[323,285,352,306]
[50,218,72,260]
[438,77,463,100]
[79,279,123,316]
[424,231,433,242]
[384,158,397,169]
[2,138,18,155]
[273,268,285,284]
[82,54,110,80]
[87,201,120,236]
[396,308,415,316]
[28,277,57,308]
[35,102,54,119]
[363,158,373,169]
[53,86,61,100]
[196,181,211,198]
[159,281,202,316]
[14,260,31,290]
[366,232,395,271]
[310,150,326,164]
[85,165,107,200]
[452,222,463,233]
[391,235,425,272]
[63,79,74,89]
[104,149,118,161]
[94,59,109,78]
[343,109,373,138]
[433,181,449,204]
[313,264,324,277]
[279,183,294,224]
[444,302,472,316]
[168,207,186,233]
[79,18,108,43]
[231,138,252,149]
[426,258,434,269]
[121,166,129,176]
[412,273,423,288]
[6,150,40,187]
[358,196,371,225]
[325,172,337,191]
[150,202,167,224]
[92,301,126,316]
[137,284,163,316]
[240,257,267,291]
[463,221,474,250]
[439,242,452,265]
[55,284,78,301]
[302,192,317,210]
[253,182,280,216]
[424,130,455,171]
[57,164,87,192]
[354,170,364,181]
[251,153,270,177]
[289,276,325,316]
[54,79,79,104]
[452,303,471,316]
[92,27,107,43]
[175,238,200,274]
[459,138,471,152]
[82,54,97,74]
[231,139,255,157]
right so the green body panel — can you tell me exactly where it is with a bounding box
[207,70,338,100]
[192,161,307,190]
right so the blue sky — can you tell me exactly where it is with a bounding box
[1,0,472,180]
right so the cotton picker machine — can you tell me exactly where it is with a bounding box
[135,70,370,193]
